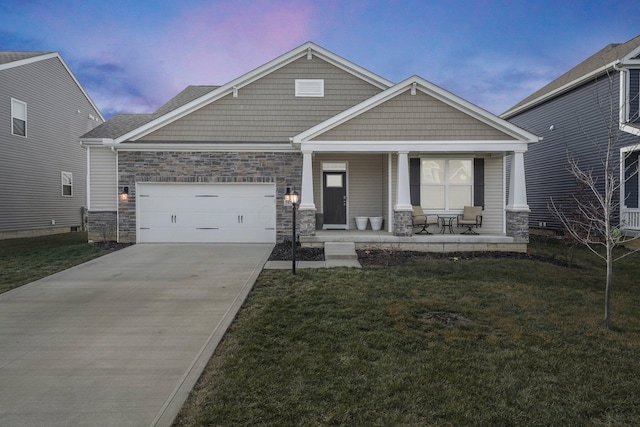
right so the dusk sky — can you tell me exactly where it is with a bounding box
[2,0,637,119]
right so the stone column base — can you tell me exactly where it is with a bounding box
[298,209,316,237]
[393,210,413,236]
[506,210,529,242]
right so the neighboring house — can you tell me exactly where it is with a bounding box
[80,42,538,251]
[503,35,640,234]
[0,51,104,239]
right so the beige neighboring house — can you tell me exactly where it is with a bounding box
[80,42,538,252]
[1,51,104,239]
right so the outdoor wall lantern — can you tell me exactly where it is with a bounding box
[284,186,300,274]
[119,186,129,203]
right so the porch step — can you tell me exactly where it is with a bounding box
[324,242,358,260]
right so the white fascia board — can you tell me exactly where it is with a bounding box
[621,45,640,64]
[294,75,539,144]
[105,142,297,152]
[0,52,57,71]
[116,42,394,143]
[501,61,622,119]
[80,138,114,148]
[301,140,531,153]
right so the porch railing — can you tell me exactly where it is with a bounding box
[621,208,640,230]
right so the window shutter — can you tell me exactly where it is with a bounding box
[473,158,484,208]
[410,158,421,206]
[625,153,639,208]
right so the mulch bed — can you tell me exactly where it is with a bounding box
[268,242,325,261]
[356,249,571,267]
[268,242,571,268]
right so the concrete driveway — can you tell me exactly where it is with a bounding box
[0,243,273,427]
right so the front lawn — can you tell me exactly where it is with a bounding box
[175,238,640,426]
[0,232,119,294]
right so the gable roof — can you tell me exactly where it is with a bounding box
[108,42,394,143]
[1,51,105,122]
[82,85,218,139]
[294,75,539,146]
[502,34,640,118]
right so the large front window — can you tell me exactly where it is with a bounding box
[421,158,472,210]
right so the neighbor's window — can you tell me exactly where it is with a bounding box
[295,79,324,97]
[421,158,472,210]
[61,171,73,196]
[11,98,27,137]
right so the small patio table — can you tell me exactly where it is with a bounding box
[438,215,457,234]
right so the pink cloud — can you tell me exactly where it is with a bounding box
[153,0,318,100]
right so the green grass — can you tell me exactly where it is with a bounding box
[175,239,640,426]
[0,232,116,294]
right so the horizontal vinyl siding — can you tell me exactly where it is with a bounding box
[315,90,513,141]
[482,157,504,234]
[89,147,117,210]
[508,72,640,229]
[313,154,385,229]
[0,57,102,231]
[141,56,383,142]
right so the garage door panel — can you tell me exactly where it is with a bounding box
[137,183,276,243]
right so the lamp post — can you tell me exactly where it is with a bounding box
[284,187,300,274]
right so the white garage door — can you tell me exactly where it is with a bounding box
[137,183,276,243]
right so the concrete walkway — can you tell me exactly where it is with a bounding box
[0,244,272,427]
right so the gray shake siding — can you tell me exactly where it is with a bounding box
[0,54,102,237]
[140,56,383,142]
[507,73,639,230]
[315,90,513,141]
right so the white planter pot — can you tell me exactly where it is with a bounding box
[355,217,369,230]
[369,216,383,231]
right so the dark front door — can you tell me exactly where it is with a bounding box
[323,171,347,228]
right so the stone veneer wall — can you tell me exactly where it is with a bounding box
[506,210,529,242]
[393,210,413,236]
[117,151,302,243]
[87,211,117,242]
[297,209,316,237]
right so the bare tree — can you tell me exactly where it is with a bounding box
[550,71,640,329]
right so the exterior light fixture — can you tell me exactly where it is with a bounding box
[119,186,129,202]
[284,186,300,274]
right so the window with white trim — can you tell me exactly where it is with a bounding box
[295,79,324,97]
[421,158,473,210]
[61,171,73,196]
[11,98,27,137]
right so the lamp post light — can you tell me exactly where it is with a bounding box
[284,187,300,274]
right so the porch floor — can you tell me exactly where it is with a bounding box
[300,230,527,253]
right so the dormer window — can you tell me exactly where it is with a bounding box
[295,79,324,97]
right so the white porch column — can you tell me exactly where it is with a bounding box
[299,150,315,210]
[507,150,529,211]
[395,151,412,211]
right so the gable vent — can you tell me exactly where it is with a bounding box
[295,79,324,97]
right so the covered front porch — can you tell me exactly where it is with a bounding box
[288,75,539,253]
